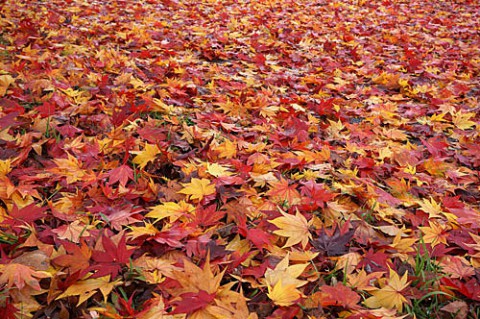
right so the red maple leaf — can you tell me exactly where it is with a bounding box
[300,180,336,209]
[89,234,134,278]
[0,299,18,319]
[3,204,46,229]
[193,204,226,227]
[170,290,216,315]
[107,164,134,187]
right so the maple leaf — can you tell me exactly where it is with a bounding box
[97,205,144,231]
[267,279,302,307]
[53,240,92,274]
[441,300,468,319]
[419,221,449,247]
[178,178,216,201]
[266,178,301,206]
[207,288,258,319]
[312,224,355,256]
[0,263,51,290]
[206,162,233,177]
[89,234,135,278]
[6,203,46,225]
[264,254,308,289]
[170,290,216,315]
[269,208,312,248]
[0,74,14,96]
[107,164,134,187]
[166,257,253,318]
[300,180,336,209]
[146,200,194,223]
[316,283,361,309]
[0,159,12,178]
[452,111,476,130]
[347,269,385,292]
[416,197,444,219]
[132,254,181,284]
[213,139,237,159]
[128,222,160,240]
[364,268,411,311]
[439,256,475,280]
[0,299,18,319]
[49,153,87,184]
[131,143,160,169]
[389,231,417,261]
[51,219,92,243]
[56,275,122,306]
[170,257,225,295]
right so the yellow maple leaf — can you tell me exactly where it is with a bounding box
[390,232,417,261]
[56,275,122,306]
[347,269,384,292]
[267,279,302,307]
[264,254,308,289]
[0,74,14,96]
[214,139,237,159]
[269,208,311,248]
[206,287,259,319]
[419,221,448,247]
[178,178,216,201]
[131,143,160,169]
[364,268,410,311]
[452,111,476,130]
[206,163,233,177]
[128,222,160,240]
[417,197,443,219]
[146,201,195,223]
[0,159,12,178]
[52,219,92,243]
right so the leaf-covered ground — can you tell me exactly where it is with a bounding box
[0,0,479,318]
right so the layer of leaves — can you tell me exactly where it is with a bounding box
[0,0,479,318]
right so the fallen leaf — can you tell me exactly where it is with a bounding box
[364,268,410,311]
[56,275,122,306]
[267,279,302,307]
[178,178,216,201]
[131,143,161,169]
[269,208,311,248]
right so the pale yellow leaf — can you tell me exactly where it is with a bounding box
[452,111,476,130]
[364,268,410,311]
[267,279,302,306]
[146,201,195,223]
[206,163,233,177]
[269,209,311,248]
[264,254,308,289]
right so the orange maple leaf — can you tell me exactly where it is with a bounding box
[266,178,301,206]
[0,263,51,290]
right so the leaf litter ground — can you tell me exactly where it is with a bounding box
[0,0,479,318]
